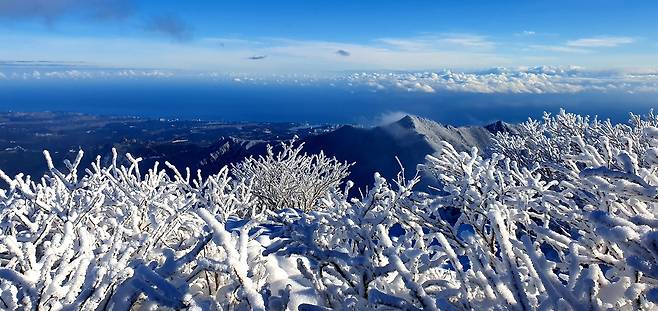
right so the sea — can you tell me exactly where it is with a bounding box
[1,78,657,126]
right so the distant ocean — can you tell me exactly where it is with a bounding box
[1,79,657,126]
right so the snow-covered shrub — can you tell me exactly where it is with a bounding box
[492,109,656,171]
[424,111,658,309]
[231,138,352,212]
[421,141,657,310]
[266,112,658,310]
[0,149,273,310]
[2,110,658,310]
[264,170,448,310]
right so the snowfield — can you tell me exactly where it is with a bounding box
[1,110,658,310]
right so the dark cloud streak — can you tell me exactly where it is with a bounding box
[0,0,134,22]
[0,1,195,42]
[336,49,351,56]
[144,15,193,42]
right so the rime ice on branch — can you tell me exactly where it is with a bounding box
[1,112,658,310]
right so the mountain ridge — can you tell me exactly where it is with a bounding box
[0,111,513,190]
[194,115,514,188]
[298,114,510,188]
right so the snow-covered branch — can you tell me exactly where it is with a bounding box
[2,110,658,310]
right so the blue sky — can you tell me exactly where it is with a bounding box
[0,0,657,73]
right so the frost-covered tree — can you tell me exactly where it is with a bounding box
[0,149,275,310]
[418,111,658,310]
[267,111,658,310]
[264,170,446,310]
[2,110,658,310]
[420,141,657,310]
[492,109,653,171]
[231,138,352,212]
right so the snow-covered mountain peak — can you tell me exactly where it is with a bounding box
[390,114,440,131]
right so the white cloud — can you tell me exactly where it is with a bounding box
[258,38,508,71]
[375,111,412,126]
[0,34,507,73]
[526,36,636,55]
[375,38,428,51]
[439,34,494,49]
[115,69,174,78]
[414,83,436,93]
[3,69,175,80]
[4,65,658,94]
[342,67,658,94]
[200,37,265,48]
[43,70,92,79]
[528,44,590,54]
[0,32,654,73]
[376,34,494,51]
[393,80,435,93]
[567,36,635,48]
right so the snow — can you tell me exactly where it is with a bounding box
[258,235,319,309]
[1,110,658,309]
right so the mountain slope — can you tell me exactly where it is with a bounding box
[301,115,502,189]
[159,114,511,189]
[198,137,268,169]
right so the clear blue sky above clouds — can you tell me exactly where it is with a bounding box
[0,0,657,73]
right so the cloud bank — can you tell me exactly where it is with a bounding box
[344,66,658,94]
[2,66,658,94]
[0,69,174,80]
